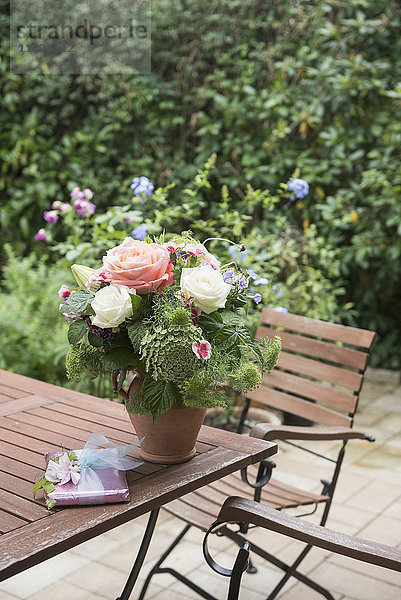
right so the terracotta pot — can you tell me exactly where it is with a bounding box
[111,372,206,464]
[130,404,207,464]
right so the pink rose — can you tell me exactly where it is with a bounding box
[102,238,174,294]
[58,285,71,300]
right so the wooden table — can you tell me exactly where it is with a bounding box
[0,369,276,597]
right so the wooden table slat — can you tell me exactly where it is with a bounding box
[0,396,56,417]
[0,509,28,534]
[0,487,49,521]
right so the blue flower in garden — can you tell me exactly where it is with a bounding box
[223,270,235,284]
[228,246,248,263]
[287,178,309,200]
[274,306,289,313]
[246,269,257,279]
[131,224,149,240]
[254,277,269,286]
[130,176,154,200]
[272,285,285,299]
[253,293,262,304]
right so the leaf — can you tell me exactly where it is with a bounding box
[220,310,242,326]
[61,290,95,314]
[67,320,88,345]
[43,481,55,493]
[88,330,103,347]
[198,312,224,335]
[142,379,175,421]
[33,477,46,499]
[101,347,139,370]
[130,294,143,321]
[127,322,147,352]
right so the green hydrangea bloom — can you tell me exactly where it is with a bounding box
[140,324,203,383]
[234,362,262,392]
[66,344,103,380]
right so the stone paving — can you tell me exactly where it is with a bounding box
[1,370,401,600]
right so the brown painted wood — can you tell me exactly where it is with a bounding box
[276,351,363,392]
[261,308,376,349]
[249,423,367,442]
[0,510,28,534]
[247,386,352,427]
[217,496,401,572]
[0,371,276,582]
[0,395,56,417]
[262,369,357,413]
[257,326,370,371]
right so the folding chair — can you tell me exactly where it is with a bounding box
[203,496,401,600]
[138,309,376,600]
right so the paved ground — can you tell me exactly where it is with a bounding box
[1,370,401,600]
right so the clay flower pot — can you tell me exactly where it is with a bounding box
[111,373,206,464]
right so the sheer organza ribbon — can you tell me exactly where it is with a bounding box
[76,433,143,505]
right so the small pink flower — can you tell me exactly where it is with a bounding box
[192,340,212,360]
[44,210,59,224]
[58,285,71,300]
[34,229,48,242]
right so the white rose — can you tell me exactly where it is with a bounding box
[91,284,134,329]
[180,266,232,314]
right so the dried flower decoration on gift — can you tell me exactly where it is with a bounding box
[59,231,281,422]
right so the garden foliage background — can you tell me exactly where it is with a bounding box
[1,0,401,392]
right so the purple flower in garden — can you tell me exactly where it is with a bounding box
[44,210,59,224]
[246,269,257,279]
[287,178,309,200]
[83,188,94,200]
[34,229,48,242]
[254,277,269,286]
[70,187,84,201]
[131,224,149,240]
[59,203,72,213]
[253,293,262,304]
[130,176,154,199]
[237,276,248,290]
[52,201,62,210]
[272,285,284,299]
[74,199,96,218]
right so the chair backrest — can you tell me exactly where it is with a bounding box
[247,309,376,428]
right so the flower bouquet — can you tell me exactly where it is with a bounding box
[59,231,281,463]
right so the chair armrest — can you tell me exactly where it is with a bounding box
[216,497,401,572]
[249,423,374,442]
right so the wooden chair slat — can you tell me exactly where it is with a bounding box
[256,326,369,371]
[261,308,376,349]
[276,351,363,392]
[263,370,357,414]
[246,386,352,427]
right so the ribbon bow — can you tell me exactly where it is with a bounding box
[76,433,143,505]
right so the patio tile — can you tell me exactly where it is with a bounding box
[357,515,401,547]
[0,592,19,600]
[329,553,401,587]
[26,581,100,600]
[309,562,401,600]
[0,552,89,599]
[64,562,128,597]
[347,479,401,514]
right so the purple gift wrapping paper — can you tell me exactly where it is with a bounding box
[44,451,130,506]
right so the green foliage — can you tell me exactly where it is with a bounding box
[65,343,104,380]
[0,246,70,383]
[1,0,400,366]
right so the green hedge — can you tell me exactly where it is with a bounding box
[1,0,401,366]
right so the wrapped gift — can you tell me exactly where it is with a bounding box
[42,433,143,507]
